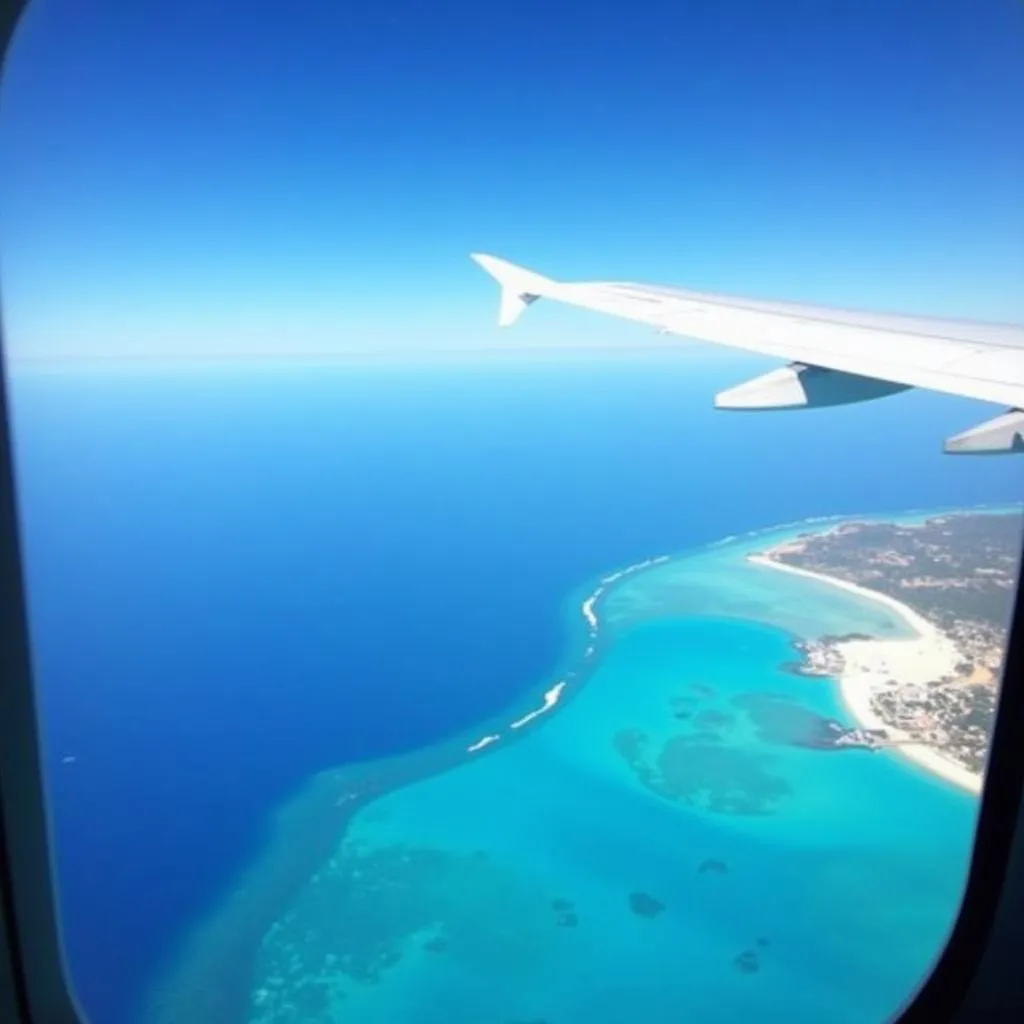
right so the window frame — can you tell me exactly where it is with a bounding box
[0,7,87,1016]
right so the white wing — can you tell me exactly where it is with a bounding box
[471,253,1024,455]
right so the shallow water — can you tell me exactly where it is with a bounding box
[245,524,978,1024]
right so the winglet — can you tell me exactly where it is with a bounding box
[470,253,554,327]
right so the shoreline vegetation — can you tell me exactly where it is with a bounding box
[149,510,1000,1022]
[748,554,984,795]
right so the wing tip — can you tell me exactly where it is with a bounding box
[470,253,552,327]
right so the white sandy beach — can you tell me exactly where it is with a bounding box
[748,554,982,795]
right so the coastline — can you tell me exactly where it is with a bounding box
[149,512,995,1022]
[243,524,989,1024]
[748,554,983,796]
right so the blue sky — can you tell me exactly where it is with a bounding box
[0,0,1022,362]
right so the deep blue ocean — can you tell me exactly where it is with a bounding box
[8,353,1023,1023]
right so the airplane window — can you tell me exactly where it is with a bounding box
[1,1,1022,1022]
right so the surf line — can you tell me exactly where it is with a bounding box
[464,554,671,754]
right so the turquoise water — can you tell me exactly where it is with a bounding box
[245,523,979,1024]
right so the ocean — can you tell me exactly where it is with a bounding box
[8,353,1023,1023]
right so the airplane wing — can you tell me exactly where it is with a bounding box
[470,253,1024,454]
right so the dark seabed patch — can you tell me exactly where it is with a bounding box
[291,979,331,1014]
[734,949,761,973]
[613,728,792,816]
[697,858,729,875]
[693,709,736,731]
[658,736,792,815]
[250,840,557,1022]
[733,692,849,749]
[551,897,579,927]
[612,727,647,763]
[671,695,697,718]
[628,892,665,918]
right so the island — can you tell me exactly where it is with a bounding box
[751,511,1021,791]
[149,509,1017,1024]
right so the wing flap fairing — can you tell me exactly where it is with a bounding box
[945,411,1024,455]
[714,363,911,410]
